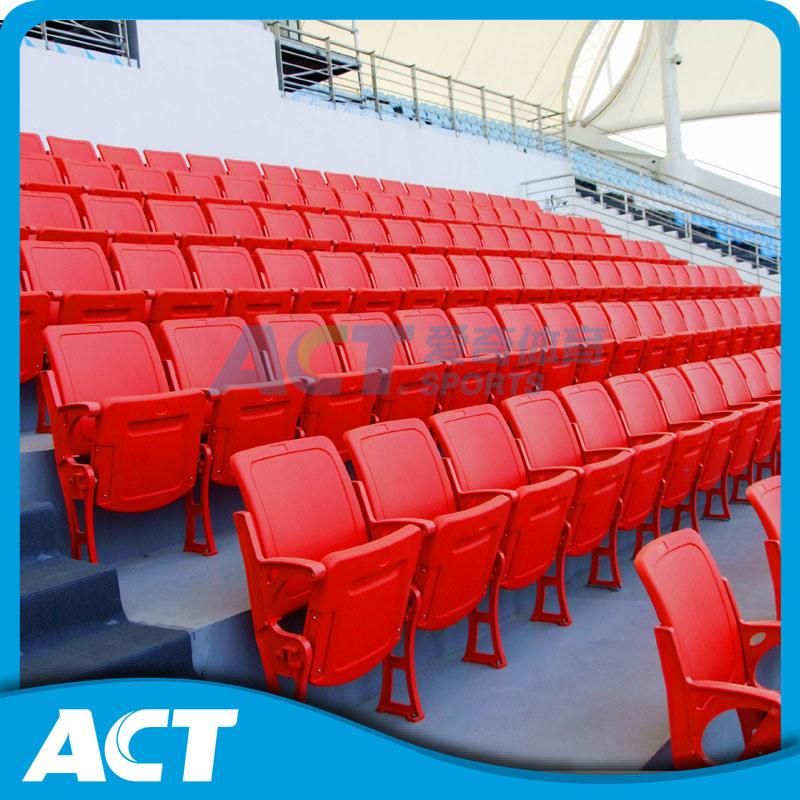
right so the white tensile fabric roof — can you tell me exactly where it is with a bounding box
[312,19,780,133]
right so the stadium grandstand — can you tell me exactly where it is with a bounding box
[18,19,780,771]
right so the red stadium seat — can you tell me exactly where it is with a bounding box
[20,291,49,383]
[502,392,632,622]
[383,218,431,252]
[746,476,781,618]
[332,311,444,421]
[157,316,305,484]
[634,529,780,769]
[256,208,328,250]
[312,251,401,312]
[362,253,446,309]
[346,215,405,252]
[186,153,225,175]
[367,192,403,218]
[254,314,380,453]
[715,298,759,352]
[59,160,126,193]
[514,257,554,303]
[325,172,358,192]
[183,244,293,320]
[47,136,97,162]
[144,149,188,172]
[80,193,164,245]
[224,159,263,180]
[448,305,543,397]
[394,307,498,409]
[21,154,63,188]
[110,242,226,322]
[21,132,46,156]
[301,185,341,213]
[407,254,485,308]
[203,201,270,245]
[405,182,430,199]
[21,240,146,325]
[537,302,614,383]
[544,259,579,302]
[117,164,174,195]
[481,256,525,303]
[607,373,713,532]
[253,249,350,316]
[97,144,144,166]
[754,347,781,394]
[41,321,214,562]
[654,300,713,363]
[568,259,605,301]
[354,175,383,194]
[573,301,642,376]
[416,221,454,253]
[630,301,690,366]
[170,170,222,199]
[145,197,229,245]
[494,303,575,390]
[230,437,422,716]
[615,261,648,301]
[430,404,577,613]
[448,255,519,305]
[677,299,731,358]
[346,419,512,690]
[261,164,298,184]
[335,189,373,216]
[294,167,326,187]
[602,302,666,372]
[743,298,780,347]
[450,202,478,223]
[263,181,306,210]
[698,298,747,355]
[559,382,673,553]
[302,212,358,251]
[20,190,107,247]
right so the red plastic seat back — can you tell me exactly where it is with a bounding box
[754,348,781,392]
[325,172,357,192]
[746,476,780,541]
[345,419,456,520]
[332,312,410,373]
[676,300,707,331]
[448,255,491,287]
[602,302,641,339]
[559,383,626,449]
[678,362,728,413]
[304,212,350,244]
[647,368,702,422]
[709,357,753,405]
[254,249,321,289]
[47,136,96,162]
[258,208,309,240]
[314,251,371,289]
[606,373,670,436]
[258,313,343,379]
[572,302,613,340]
[494,304,548,351]
[630,301,666,336]
[186,154,225,176]
[545,259,578,291]
[394,308,464,362]
[22,240,115,291]
[696,299,725,328]
[594,260,623,289]
[635,530,746,684]
[654,300,688,333]
[383,218,422,248]
[569,260,601,292]
[483,256,522,288]
[408,254,458,288]
[225,159,263,180]
[146,198,210,235]
[448,306,507,356]
[21,154,63,185]
[82,194,149,233]
[294,168,326,187]
[261,164,297,184]
[144,150,188,172]
[616,261,645,289]
[346,215,389,245]
[98,144,144,166]
[118,165,174,195]
[302,185,339,210]
[184,245,262,289]
[417,221,453,249]
[21,132,46,156]
[159,316,268,389]
[205,202,264,237]
[502,392,583,468]
[515,258,552,292]
[363,253,416,289]
[732,353,774,399]
[111,242,193,289]
[61,160,122,191]
[537,302,585,345]
[21,190,83,230]
[170,171,221,199]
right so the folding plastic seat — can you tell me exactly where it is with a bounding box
[699,265,725,298]
[743,298,780,347]
[225,159,263,180]
[229,437,422,715]
[502,392,632,620]
[41,321,213,562]
[446,223,483,254]
[345,215,406,252]
[591,260,626,302]
[514,208,542,229]
[502,226,534,255]
[427,186,453,203]
[449,255,519,305]
[647,367,740,520]
[256,208,329,251]
[185,154,225,176]
[95,144,144,166]
[368,192,403,218]
[634,529,780,769]
[362,252,445,309]
[568,259,606,301]
[157,317,305,484]
[47,136,96,162]
[448,306,543,397]
[565,233,594,260]
[416,220,455,253]
[754,348,781,394]
[635,261,666,300]
[711,357,779,482]
[446,189,469,206]
[291,167,324,188]
[746,476,781,618]
[613,260,647,301]
[513,257,553,303]
[21,132,46,156]
[312,251,401,313]
[346,419,512,691]
[404,182,430,199]
[713,298,754,353]
[475,206,500,226]
[477,225,517,256]
[537,302,614,383]
[654,299,713,363]
[763,296,781,324]
[170,170,222,200]
[253,249,350,316]
[145,197,230,246]
[601,302,665,372]
[572,302,641,376]
[183,244,293,320]
[117,164,175,196]
[494,303,575,390]
[20,291,49,382]
[394,307,498,409]
[495,207,521,227]
[430,404,577,615]
[679,362,766,503]
[548,231,576,259]
[216,175,267,204]
[263,181,306,211]
[468,191,490,207]
[325,172,357,192]
[630,301,689,366]
[449,204,477,226]
[731,298,773,350]
[300,185,341,213]
[382,218,428,252]
[653,265,681,300]
[203,201,270,246]
[144,149,188,172]
[668,264,694,299]
[489,193,510,209]
[60,159,130,195]
[526,230,554,258]
[683,265,708,298]
[350,175,380,194]
[260,164,298,184]
[332,311,444,421]
[334,188,373,216]
[560,382,674,555]
[544,259,579,302]
[677,299,730,358]
[19,190,107,248]
[21,240,145,325]
[607,373,713,532]
[301,212,358,252]
[254,314,379,452]
[397,195,429,219]
[406,254,485,308]
[376,178,404,196]
[20,154,63,188]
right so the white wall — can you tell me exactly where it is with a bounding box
[20,20,568,197]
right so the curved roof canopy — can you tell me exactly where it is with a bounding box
[317,19,779,133]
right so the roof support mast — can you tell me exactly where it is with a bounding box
[658,21,684,161]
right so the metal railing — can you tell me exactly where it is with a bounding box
[268,21,567,156]
[521,173,781,289]
[27,20,135,63]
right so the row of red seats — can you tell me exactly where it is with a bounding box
[229,350,780,717]
[40,312,780,564]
